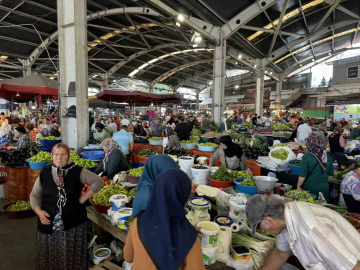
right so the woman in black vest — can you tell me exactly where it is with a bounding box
[328,126,345,153]
[30,143,103,270]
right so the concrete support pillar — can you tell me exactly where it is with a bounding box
[255,70,264,116]
[316,97,326,107]
[100,73,109,92]
[22,59,32,77]
[275,74,284,117]
[173,104,177,115]
[58,0,88,151]
[212,41,226,126]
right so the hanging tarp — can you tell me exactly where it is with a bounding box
[0,74,58,100]
[301,109,332,118]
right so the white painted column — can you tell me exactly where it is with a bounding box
[212,41,226,126]
[58,0,88,151]
[255,70,264,116]
[100,73,109,92]
[173,104,177,115]
[275,74,283,117]
[316,97,326,107]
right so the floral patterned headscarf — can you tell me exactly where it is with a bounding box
[330,126,342,138]
[101,138,124,170]
[306,132,328,172]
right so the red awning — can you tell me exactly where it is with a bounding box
[96,90,184,105]
[0,74,58,100]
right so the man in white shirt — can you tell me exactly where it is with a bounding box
[91,117,100,133]
[30,114,37,126]
[264,115,272,127]
[325,117,332,128]
[246,195,360,270]
[121,117,130,127]
[297,120,312,143]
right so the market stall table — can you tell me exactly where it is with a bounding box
[86,206,234,270]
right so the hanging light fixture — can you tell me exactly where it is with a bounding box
[16,92,20,97]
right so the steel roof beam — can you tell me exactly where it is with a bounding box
[298,0,310,33]
[283,48,348,77]
[27,7,163,67]
[0,2,25,23]
[107,43,191,75]
[151,58,217,85]
[261,19,359,67]
[0,5,57,26]
[241,25,305,37]
[147,0,220,41]
[174,69,213,90]
[310,0,340,34]
[125,14,151,49]
[352,22,360,46]
[221,0,279,40]
[268,0,289,56]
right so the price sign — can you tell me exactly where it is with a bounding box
[162,137,168,147]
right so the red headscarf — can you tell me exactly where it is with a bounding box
[51,143,70,157]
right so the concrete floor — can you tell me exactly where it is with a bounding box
[0,198,37,270]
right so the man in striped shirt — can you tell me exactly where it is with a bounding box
[246,194,360,270]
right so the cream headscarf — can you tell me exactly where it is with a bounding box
[0,122,11,137]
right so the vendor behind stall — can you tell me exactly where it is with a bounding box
[209,135,247,170]
[245,194,360,270]
[94,139,130,179]
[297,133,333,202]
[340,162,360,214]
[328,126,345,153]
[0,112,8,126]
[350,124,360,139]
[94,123,112,141]
[133,121,148,137]
[165,127,180,148]
[6,127,35,150]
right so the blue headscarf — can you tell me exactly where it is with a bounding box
[140,169,197,270]
[132,155,179,217]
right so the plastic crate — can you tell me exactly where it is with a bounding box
[6,167,28,187]
[131,154,149,164]
[27,169,41,188]
[6,182,27,202]
[246,160,261,176]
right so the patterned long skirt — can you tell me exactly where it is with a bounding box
[35,222,88,270]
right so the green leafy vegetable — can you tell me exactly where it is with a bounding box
[211,165,232,181]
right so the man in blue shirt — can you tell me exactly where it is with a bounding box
[149,118,163,137]
[112,125,134,159]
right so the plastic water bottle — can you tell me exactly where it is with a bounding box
[333,160,338,171]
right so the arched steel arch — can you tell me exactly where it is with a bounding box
[151,59,214,85]
[107,43,193,75]
[28,7,161,67]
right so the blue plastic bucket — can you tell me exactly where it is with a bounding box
[233,178,257,195]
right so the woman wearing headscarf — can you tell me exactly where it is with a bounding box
[132,155,179,217]
[94,139,130,179]
[166,126,180,148]
[124,169,205,270]
[350,124,360,139]
[209,135,247,170]
[6,127,34,150]
[318,123,327,138]
[0,122,12,146]
[297,133,334,202]
[29,143,103,270]
[94,122,111,141]
[328,126,345,153]
[340,161,360,213]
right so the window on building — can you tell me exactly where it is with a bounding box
[347,66,359,79]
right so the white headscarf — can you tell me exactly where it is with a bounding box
[0,122,11,137]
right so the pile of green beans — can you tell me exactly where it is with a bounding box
[7,201,31,211]
[92,184,130,205]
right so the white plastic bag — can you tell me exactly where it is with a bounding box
[272,140,281,146]
[269,146,296,165]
